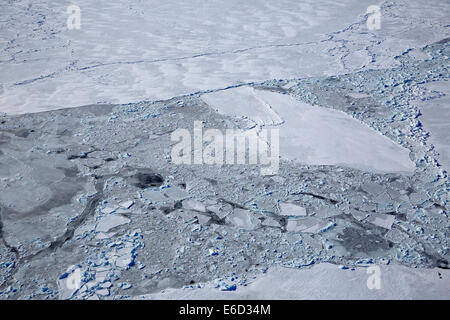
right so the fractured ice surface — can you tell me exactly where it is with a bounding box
[0,0,449,301]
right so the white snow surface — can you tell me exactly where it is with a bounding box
[201,87,415,173]
[136,263,450,300]
[1,0,449,114]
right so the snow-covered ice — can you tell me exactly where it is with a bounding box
[138,263,450,300]
[1,0,449,114]
[201,87,415,173]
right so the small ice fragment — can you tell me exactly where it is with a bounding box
[101,206,118,214]
[182,199,206,212]
[95,288,110,296]
[164,187,189,201]
[119,200,134,209]
[366,213,395,229]
[226,208,261,230]
[57,265,83,300]
[95,232,116,240]
[119,282,132,290]
[261,217,281,227]
[115,256,134,269]
[285,217,325,233]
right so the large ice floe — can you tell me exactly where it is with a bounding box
[0,0,449,300]
[202,87,415,173]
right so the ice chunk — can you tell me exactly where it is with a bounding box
[261,217,281,228]
[206,203,232,219]
[115,256,134,269]
[366,213,395,230]
[95,288,110,296]
[314,207,342,218]
[361,182,386,196]
[141,189,168,203]
[182,199,206,212]
[279,203,307,217]
[285,217,328,233]
[101,206,118,214]
[164,187,190,201]
[119,200,134,209]
[226,208,261,230]
[57,265,83,300]
[95,231,116,240]
[96,215,131,233]
[119,282,132,290]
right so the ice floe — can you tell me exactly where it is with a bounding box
[201,87,416,173]
[96,215,131,233]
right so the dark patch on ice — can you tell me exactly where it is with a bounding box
[57,166,79,178]
[133,172,164,189]
[174,201,182,209]
[0,134,11,145]
[160,206,175,214]
[339,227,391,254]
[434,37,450,45]
[13,129,32,138]
[67,154,88,160]
[3,170,86,219]
[204,178,218,186]
[436,259,449,269]
[55,128,72,137]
